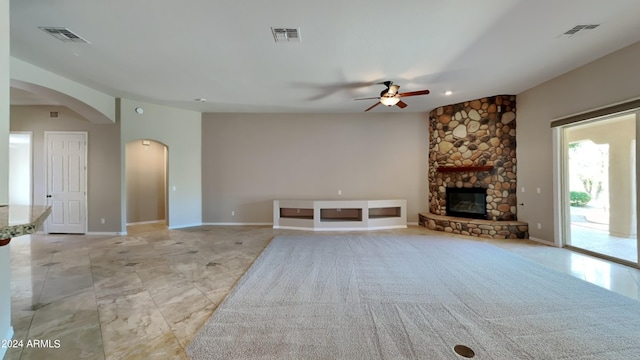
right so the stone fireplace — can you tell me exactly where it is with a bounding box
[419,95,528,239]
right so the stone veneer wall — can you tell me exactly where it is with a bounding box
[429,95,517,221]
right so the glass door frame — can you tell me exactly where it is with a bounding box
[553,108,640,268]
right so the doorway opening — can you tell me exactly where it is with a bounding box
[9,132,32,206]
[562,112,638,265]
[125,139,169,234]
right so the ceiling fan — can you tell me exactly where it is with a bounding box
[355,81,430,112]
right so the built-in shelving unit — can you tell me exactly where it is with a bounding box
[273,199,406,231]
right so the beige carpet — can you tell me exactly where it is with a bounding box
[187,235,640,359]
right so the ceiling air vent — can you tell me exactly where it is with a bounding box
[271,27,301,43]
[39,27,90,43]
[561,24,600,37]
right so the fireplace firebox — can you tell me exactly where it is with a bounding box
[446,187,487,219]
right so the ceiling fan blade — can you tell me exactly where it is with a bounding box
[355,97,381,101]
[364,102,382,112]
[396,100,408,108]
[399,89,430,97]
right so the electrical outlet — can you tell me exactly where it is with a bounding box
[536,187,541,194]
[101,218,105,224]
[338,189,342,196]
[231,211,235,216]
[537,223,542,230]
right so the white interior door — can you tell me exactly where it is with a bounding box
[45,132,87,234]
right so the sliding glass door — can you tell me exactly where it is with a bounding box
[563,111,638,265]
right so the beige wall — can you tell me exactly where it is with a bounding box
[126,140,166,224]
[119,98,202,230]
[517,40,640,242]
[10,106,122,233]
[1,0,11,348]
[202,112,429,224]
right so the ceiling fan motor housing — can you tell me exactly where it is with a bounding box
[356,80,429,111]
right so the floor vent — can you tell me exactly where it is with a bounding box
[271,27,301,43]
[39,27,90,43]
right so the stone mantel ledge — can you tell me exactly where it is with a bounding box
[419,212,528,239]
[0,205,52,245]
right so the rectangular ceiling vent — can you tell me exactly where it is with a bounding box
[271,27,301,43]
[39,27,90,43]
[561,24,600,37]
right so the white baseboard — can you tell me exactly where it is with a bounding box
[86,232,124,236]
[168,223,205,230]
[126,220,166,226]
[0,326,14,359]
[201,222,273,226]
[529,236,557,247]
[407,222,419,226]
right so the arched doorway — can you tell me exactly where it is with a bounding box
[125,139,168,232]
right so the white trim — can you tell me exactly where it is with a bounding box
[86,232,124,236]
[275,225,408,232]
[202,222,273,226]
[0,326,15,359]
[168,223,205,230]
[552,127,563,247]
[272,225,309,231]
[126,220,166,226]
[529,236,557,247]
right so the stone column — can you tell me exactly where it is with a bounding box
[608,139,636,238]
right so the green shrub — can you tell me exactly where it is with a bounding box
[570,191,591,207]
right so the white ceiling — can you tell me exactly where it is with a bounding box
[10,0,640,113]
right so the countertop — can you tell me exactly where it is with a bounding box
[0,205,52,242]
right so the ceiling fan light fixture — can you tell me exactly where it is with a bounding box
[380,95,401,106]
[388,85,400,96]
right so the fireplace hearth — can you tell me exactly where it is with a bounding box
[446,187,487,219]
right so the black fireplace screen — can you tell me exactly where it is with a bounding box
[446,187,487,219]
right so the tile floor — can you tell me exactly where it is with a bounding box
[569,223,638,263]
[5,225,640,360]
[569,205,638,263]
